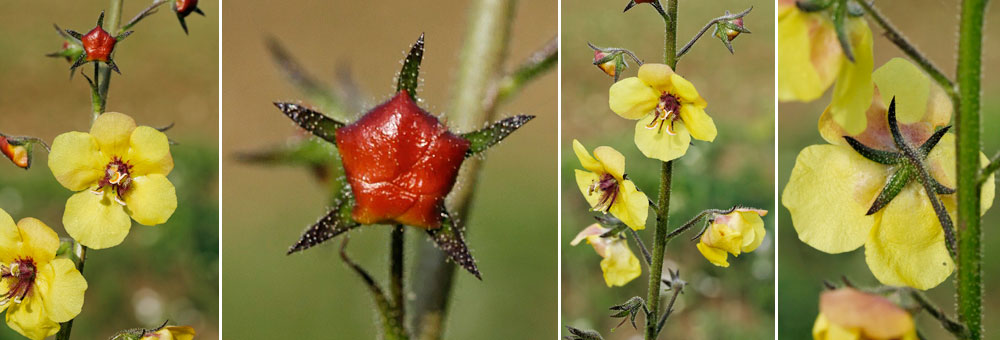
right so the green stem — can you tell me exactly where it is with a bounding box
[390,225,405,329]
[55,244,87,340]
[956,0,986,338]
[855,0,957,102]
[93,0,123,121]
[410,1,516,339]
[645,3,677,339]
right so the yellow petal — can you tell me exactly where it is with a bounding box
[572,140,602,174]
[48,132,104,191]
[124,174,178,226]
[90,112,137,157]
[609,77,659,120]
[812,313,831,340]
[592,146,626,181]
[126,126,174,176]
[0,209,19,263]
[63,191,131,249]
[872,58,929,124]
[679,104,716,142]
[737,210,767,253]
[570,224,611,257]
[778,10,836,102]
[575,170,602,209]
[782,145,884,253]
[37,258,86,323]
[636,63,675,93]
[828,19,874,135]
[6,290,60,340]
[865,184,953,290]
[143,326,196,340]
[608,180,648,230]
[697,242,729,267]
[925,134,996,215]
[634,114,691,162]
[703,222,743,255]
[600,239,641,287]
[668,73,705,107]
[14,218,60,265]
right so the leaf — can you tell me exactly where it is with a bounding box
[462,115,535,157]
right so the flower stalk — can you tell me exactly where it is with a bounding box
[955,0,987,338]
[645,1,677,338]
[675,6,752,58]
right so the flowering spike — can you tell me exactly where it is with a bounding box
[287,188,360,255]
[273,102,344,144]
[462,114,535,157]
[396,33,425,100]
[427,210,480,279]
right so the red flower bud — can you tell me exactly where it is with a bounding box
[336,91,470,229]
[175,0,200,16]
[81,26,116,63]
[0,138,29,169]
[594,50,617,78]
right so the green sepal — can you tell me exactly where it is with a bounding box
[832,0,855,62]
[918,125,951,156]
[462,115,535,157]
[609,296,647,330]
[427,210,481,279]
[612,54,626,82]
[564,326,605,340]
[867,164,913,215]
[273,102,344,145]
[795,0,833,12]
[286,186,359,255]
[714,23,736,54]
[396,33,425,100]
[844,136,904,165]
[594,215,629,237]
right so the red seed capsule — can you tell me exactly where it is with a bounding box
[175,0,199,16]
[336,91,470,229]
[81,26,116,62]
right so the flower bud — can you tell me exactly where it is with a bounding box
[714,13,751,54]
[47,40,84,63]
[814,288,917,340]
[0,137,30,169]
[696,208,767,267]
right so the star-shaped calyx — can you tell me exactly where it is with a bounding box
[273,33,535,279]
[65,11,133,75]
[174,0,205,35]
[843,97,955,215]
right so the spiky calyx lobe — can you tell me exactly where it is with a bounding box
[336,91,470,229]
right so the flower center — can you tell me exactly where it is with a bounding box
[645,93,682,135]
[588,173,619,213]
[0,258,36,306]
[93,156,133,206]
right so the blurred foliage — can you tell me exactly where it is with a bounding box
[222,0,557,339]
[0,0,218,338]
[778,1,1000,339]
[561,0,774,339]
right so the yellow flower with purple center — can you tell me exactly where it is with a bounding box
[570,224,641,287]
[782,58,996,290]
[0,209,87,340]
[573,140,648,230]
[813,288,917,340]
[608,63,717,162]
[696,208,768,267]
[778,0,874,134]
[48,112,177,249]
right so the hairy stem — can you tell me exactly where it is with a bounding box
[955,0,987,338]
[855,0,957,101]
[655,284,683,335]
[629,227,652,266]
[391,225,406,328]
[675,6,752,58]
[410,0,516,339]
[645,2,677,339]
[93,0,124,122]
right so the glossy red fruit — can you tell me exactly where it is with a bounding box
[175,0,199,16]
[336,91,470,229]
[81,26,116,62]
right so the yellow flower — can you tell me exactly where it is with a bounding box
[0,209,87,340]
[608,64,716,162]
[573,140,649,230]
[782,59,996,290]
[813,288,917,340]
[570,224,641,287]
[696,208,768,267]
[48,112,177,249]
[141,325,196,340]
[778,0,874,134]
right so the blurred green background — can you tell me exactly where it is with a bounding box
[778,1,1000,338]
[0,0,218,339]
[561,0,775,339]
[221,1,556,339]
